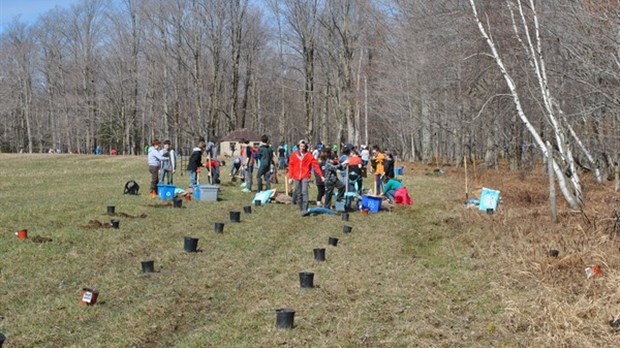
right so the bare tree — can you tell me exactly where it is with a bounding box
[271,0,320,141]
[3,20,36,153]
[468,0,584,209]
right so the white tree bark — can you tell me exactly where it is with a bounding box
[509,0,586,201]
[468,0,581,209]
[547,141,558,223]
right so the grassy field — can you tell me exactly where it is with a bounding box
[1,154,619,347]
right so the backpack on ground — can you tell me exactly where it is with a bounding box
[124,180,140,195]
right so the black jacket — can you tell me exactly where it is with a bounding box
[187,147,204,171]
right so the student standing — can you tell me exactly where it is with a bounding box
[384,151,395,179]
[371,146,386,194]
[257,134,275,192]
[187,140,205,188]
[321,151,345,209]
[147,139,166,198]
[360,145,370,166]
[241,139,254,193]
[345,150,364,194]
[278,142,287,169]
[314,154,326,207]
[160,140,176,184]
[288,140,324,215]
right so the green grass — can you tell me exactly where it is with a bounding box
[0,154,502,347]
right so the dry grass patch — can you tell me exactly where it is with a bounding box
[452,164,620,346]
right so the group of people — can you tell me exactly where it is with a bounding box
[186,137,219,188]
[281,139,409,215]
[225,135,277,193]
[146,135,410,209]
[146,139,177,198]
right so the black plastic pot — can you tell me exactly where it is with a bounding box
[254,199,262,207]
[343,225,353,234]
[313,248,326,262]
[110,219,120,229]
[141,260,155,273]
[243,206,252,214]
[328,237,339,247]
[229,211,241,223]
[214,222,225,234]
[275,308,295,329]
[299,272,314,288]
[173,197,183,208]
[341,213,349,221]
[549,249,559,258]
[184,237,199,252]
[0,332,5,347]
[107,205,115,215]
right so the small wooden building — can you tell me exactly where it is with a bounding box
[219,128,261,157]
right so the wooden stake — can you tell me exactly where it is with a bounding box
[464,155,468,200]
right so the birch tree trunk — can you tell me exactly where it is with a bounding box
[547,142,558,223]
[468,0,582,210]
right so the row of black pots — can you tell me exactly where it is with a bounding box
[146,201,265,264]
[279,232,347,328]
[274,273,320,328]
[106,205,259,235]
[112,200,336,330]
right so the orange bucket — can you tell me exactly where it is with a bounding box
[16,229,28,240]
[81,288,99,305]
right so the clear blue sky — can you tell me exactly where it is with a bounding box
[0,0,82,32]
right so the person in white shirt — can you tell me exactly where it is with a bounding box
[360,145,370,166]
[147,139,167,197]
[159,139,176,184]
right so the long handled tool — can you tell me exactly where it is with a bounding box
[180,151,184,176]
[196,148,202,186]
[345,164,350,196]
[373,171,377,196]
[285,173,289,195]
[206,155,212,185]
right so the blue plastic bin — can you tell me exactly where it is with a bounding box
[395,167,404,175]
[479,188,500,211]
[157,184,176,200]
[361,195,382,213]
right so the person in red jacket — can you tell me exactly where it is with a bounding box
[288,139,324,214]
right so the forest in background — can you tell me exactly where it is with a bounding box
[0,0,618,176]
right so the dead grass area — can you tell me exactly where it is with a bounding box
[451,163,620,346]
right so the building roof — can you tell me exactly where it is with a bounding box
[220,128,261,142]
